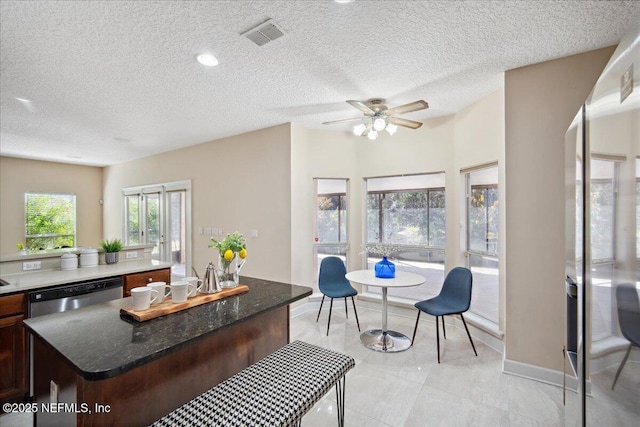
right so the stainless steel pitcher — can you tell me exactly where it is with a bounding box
[201,262,222,294]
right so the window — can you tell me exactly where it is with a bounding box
[313,179,348,290]
[364,173,446,301]
[25,192,76,250]
[590,158,619,342]
[464,165,499,324]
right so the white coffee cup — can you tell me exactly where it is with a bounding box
[131,287,159,311]
[183,276,203,297]
[170,281,195,304]
[146,281,171,305]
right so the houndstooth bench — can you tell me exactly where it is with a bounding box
[153,340,355,427]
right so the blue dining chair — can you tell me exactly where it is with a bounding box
[611,283,640,390]
[316,256,361,336]
[411,266,477,363]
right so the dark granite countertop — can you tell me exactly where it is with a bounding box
[23,276,311,381]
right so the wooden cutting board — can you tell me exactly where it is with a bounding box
[120,285,249,322]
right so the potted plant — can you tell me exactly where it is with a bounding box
[209,231,247,288]
[16,242,27,255]
[100,238,123,265]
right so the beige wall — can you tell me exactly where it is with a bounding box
[102,124,292,283]
[0,156,104,255]
[504,46,615,371]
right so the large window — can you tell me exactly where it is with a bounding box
[364,173,446,300]
[25,193,76,250]
[464,165,499,324]
[313,179,348,290]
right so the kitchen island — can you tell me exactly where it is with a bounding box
[24,276,312,426]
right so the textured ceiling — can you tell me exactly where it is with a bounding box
[1,1,639,166]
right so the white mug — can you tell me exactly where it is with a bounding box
[146,282,171,305]
[183,276,203,297]
[131,287,159,311]
[170,281,195,304]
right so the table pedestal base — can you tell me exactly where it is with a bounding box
[360,329,412,353]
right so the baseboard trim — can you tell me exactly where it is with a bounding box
[502,358,590,394]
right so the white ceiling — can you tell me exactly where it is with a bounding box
[1,1,639,167]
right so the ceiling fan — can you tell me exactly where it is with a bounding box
[322,98,429,139]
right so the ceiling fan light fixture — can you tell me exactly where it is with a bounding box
[367,130,378,140]
[373,117,387,131]
[353,123,367,136]
[385,123,398,135]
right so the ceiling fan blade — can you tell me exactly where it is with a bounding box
[322,117,364,125]
[388,117,423,129]
[386,100,429,116]
[346,100,375,116]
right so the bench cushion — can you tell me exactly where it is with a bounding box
[153,340,355,426]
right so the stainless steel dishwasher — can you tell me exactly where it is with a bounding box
[28,276,123,317]
[28,276,123,396]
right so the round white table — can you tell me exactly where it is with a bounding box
[345,270,426,353]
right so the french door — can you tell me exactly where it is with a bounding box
[123,181,191,278]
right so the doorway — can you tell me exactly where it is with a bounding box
[123,181,191,279]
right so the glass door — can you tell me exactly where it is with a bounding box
[123,181,191,279]
[142,190,162,262]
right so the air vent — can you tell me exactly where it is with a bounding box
[242,19,285,46]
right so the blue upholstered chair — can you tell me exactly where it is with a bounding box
[316,257,361,336]
[411,266,477,363]
[612,283,640,390]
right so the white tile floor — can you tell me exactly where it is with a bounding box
[292,306,640,427]
[2,305,637,427]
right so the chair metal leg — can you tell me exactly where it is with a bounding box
[412,311,421,343]
[316,295,325,322]
[460,314,478,357]
[351,296,361,332]
[441,316,446,339]
[344,297,348,319]
[611,344,632,390]
[436,315,441,363]
[326,298,334,336]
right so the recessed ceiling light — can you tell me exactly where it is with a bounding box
[196,54,219,67]
[334,0,354,3]
[15,97,35,112]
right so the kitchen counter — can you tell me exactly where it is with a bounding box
[26,276,312,426]
[0,259,172,295]
[24,276,311,380]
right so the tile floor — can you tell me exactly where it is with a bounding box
[291,306,640,427]
[1,305,637,426]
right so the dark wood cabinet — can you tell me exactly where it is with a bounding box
[0,293,28,403]
[122,268,171,296]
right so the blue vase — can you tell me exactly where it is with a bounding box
[375,256,396,278]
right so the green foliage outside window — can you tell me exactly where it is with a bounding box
[25,193,76,250]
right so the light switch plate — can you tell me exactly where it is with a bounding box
[23,261,41,271]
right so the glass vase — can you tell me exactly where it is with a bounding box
[375,256,396,278]
[217,252,246,288]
